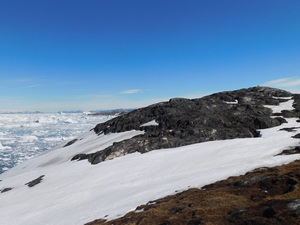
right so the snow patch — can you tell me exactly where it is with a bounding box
[272,96,293,100]
[134,209,144,213]
[265,99,294,113]
[224,100,238,104]
[140,120,159,127]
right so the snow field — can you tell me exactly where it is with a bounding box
[0,99,300,225]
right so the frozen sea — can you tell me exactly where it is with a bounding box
[0,112,112,174]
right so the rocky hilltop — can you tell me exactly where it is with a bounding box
[72,86,295,164]
[84,86,300,224]
[1,86,300,225]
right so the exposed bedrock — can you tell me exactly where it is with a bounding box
[72,87,293,164]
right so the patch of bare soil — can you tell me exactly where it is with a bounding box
[86,160,300,225]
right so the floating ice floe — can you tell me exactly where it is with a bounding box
[0,142,11,150]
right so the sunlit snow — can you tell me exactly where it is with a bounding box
[265,99,294,113]
[224,100,238,104]
[140,120,159,127]
[0,101,299,225]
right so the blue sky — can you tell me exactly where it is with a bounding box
[1,0,300,112]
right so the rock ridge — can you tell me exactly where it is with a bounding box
[72,86,293,164]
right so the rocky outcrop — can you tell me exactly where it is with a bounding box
[0,187,13,193]
[64,139,78,147]
[85,160,300,225]
[25,175,45,188]
[277,146,300,156]
[72,86,293,164]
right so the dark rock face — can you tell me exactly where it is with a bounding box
[1,187,13,193]
[283,93,300,118]
[293,133,300,138]
[280,127,300,132]
[64,139,78,147]
[25,175,45,187]
[72,87,292,164]
[277,146,300,155]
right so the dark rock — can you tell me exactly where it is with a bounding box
[251,194,266,202]
[280,127,300,132]
[159,221,171,225]
[71,154,88,161]
[209,168,299,198]
[25,175,45,187]
[64,139,78,147]
[234,176,270,186]
[1,187,13,193]
[281,110,300,118]
[292,134,300,138]
[263,207,276,218]
[277,146,300,155]
[168,207,183,214]
[75,87,293,164]
[188,218,203,225]
[257,177,298,195]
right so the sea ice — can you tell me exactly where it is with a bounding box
[0,113,112,173]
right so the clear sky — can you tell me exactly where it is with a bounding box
[1,0,300,112]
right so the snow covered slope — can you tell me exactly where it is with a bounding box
[0,90,300,225]
[0,113,113,173]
